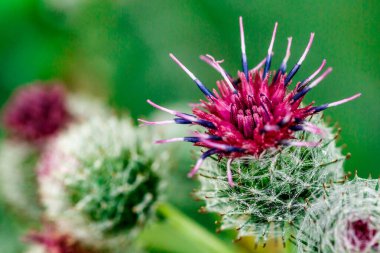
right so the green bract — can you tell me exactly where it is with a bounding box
[196,117,345,244]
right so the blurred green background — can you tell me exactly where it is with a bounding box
[0,0,378,252]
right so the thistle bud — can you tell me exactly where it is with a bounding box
[38,116,166,249]
[296,177,380,253]
[0,82,110,220]
[195,117,345,244]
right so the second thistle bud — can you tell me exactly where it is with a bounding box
[296,177,380,253]
[38,116,167,249]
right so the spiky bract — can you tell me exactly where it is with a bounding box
[38,116,167,249]
[296,177,380,253]
[196,117,345,244]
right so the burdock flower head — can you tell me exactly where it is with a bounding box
[296,176,380,253]
[38,116,166,250]
[140,17,360,183]
[2,83,71,143]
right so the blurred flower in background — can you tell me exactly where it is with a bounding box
[0,81,110,222]
[38,115,167,250]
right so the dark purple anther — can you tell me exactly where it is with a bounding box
[292,87,311,101]
[285,64,301,86]
[174,118,192,124]
[263,56,272,79]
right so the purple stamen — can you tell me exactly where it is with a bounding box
[188,148,219,177]
[302,122,325,136]
[290,123,324,136]
[299,59,327,89]
[147,100,216,129]
[174,118,193,124]
[263,22,278,79]
[285,33,315,86]
[138,118,192,126]
[239,17,249,78]
[169,53,215,98]
[200,55,233,80]
[205,55,236,93]
[292,67,332,101]
[201,139,245,153]
[193,133,223,141]
[156,136,200,144]
[311,93,361,113]
[232,55,270,86]
[138,119,176,126]
[273,37,292,83]
[227,158,235,187]
[327,93,361,107]
[197,119,217,129]
[289,125,303,131]
[156,137,189,144]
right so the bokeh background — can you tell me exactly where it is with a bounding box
[0,0,378,252]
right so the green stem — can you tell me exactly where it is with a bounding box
[139,202,237,253]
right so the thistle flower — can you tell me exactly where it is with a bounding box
[2,83,71,143]
[296,177,380,253]
[195,116,345,245]
[38,116,166,249]
[140,17,360,181]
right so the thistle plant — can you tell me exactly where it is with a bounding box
[139,16,360,244]
[196,116,346,244]
[296,176,380,253]
[38,116,167,249]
